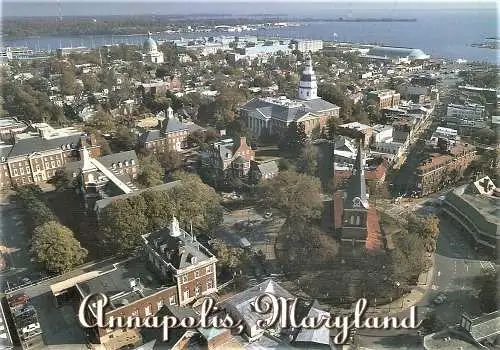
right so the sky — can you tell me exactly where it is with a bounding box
[1,1,497,18]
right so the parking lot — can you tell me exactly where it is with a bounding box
[0,201,50,292]
[221,207,284,260]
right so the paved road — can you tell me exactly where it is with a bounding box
[356,214,490,349]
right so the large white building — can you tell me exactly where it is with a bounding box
[142,32,164,64]
[294,40,323,53]
[240,56,339,138]
[445,103,486,123]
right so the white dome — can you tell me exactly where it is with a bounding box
[143,32,157,51]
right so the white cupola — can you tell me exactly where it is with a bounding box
[298,55,318,101]
[169,216,181,237]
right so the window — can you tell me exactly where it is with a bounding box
[56,160,61,167]
[206,280,213,290]
[36,165,40,171]
[183,290,190,300]
[20,168,24,175]
[145,305,152,316]
[356,216,360,226]
[182,275,188,284]
[157,299,163,310]
[350,216,355,225]
[169,296,175,305]
[194,271,199,278]
[206,265,212,274]
[131,310,139,317]
[13,169,18,176]
[26,167,30,174]
[195,286,200,297]
[51,161,55,168]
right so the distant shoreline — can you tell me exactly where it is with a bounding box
[322,18,417,22]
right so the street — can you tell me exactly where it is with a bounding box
[356,214,492,349]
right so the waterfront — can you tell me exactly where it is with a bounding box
[3,10,498,64]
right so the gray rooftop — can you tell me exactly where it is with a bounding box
[256,160,279,177]
[76,258,170,313]
[446,184,500,236]
[467,311,500,341]
[221,279,294,330]
[294,301,331,345]
[142,225,214,270]
[241,97,338,122]
[8,134,82,158]
[95,180,181,212]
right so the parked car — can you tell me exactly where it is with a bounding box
[239,237,252,249]
[264,212,273,219]
[9,293,29,308]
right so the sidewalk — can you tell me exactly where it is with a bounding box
[366,253,435,316]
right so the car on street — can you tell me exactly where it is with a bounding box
[264,212,273,219]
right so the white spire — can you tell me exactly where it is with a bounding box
[167,106,174,119]
[81,146,96,172]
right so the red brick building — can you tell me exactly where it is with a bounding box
[416,143,476,196]
[200,137,255,180]
[139,107,189,153]
[4,132,100,187]
[51,217,218,347]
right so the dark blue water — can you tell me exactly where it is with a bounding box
[4,10,498,64]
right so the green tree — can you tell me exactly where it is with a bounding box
[171,171,223,230]
[259,171,322,221]
[211,239,246,271]
[136,155,164,188]
[100,196,150,255]
[475,272,499,313]
[277,158,292,171]
[296,144,318,176]
[49,168,75,192]
[60,68,77,95]
[31,221,87,274]
[279,219,338,275]
[86,106,116,134]
[325,117,340,140]
[280,122,307,154]
[406,214,440,252]
[391,231,430,286]
[158,150,183,174]
[81,73,102,93]
[112,126,136,151]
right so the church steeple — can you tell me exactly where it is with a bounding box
[298,55,318,100]
[344,140,369,210]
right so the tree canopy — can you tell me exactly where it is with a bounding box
[406,213,440,252]
[100,172,223,255]
[259,171,322,221]
[31,221,88,274]
[136,155,164,188]
[296,144,318,176]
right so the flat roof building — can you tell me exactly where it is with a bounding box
[442,176,499,254]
